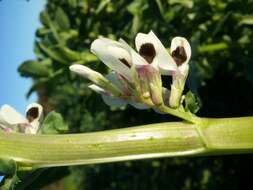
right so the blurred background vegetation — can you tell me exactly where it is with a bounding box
[17,0,253,189]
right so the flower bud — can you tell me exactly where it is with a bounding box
[70,64,122,97]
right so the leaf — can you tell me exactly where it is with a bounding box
[38,43,83,64]
[55,7,70,30]
[95,0,110,14]
[169,0,194,8]
[56,46,82,61]
[0,159,16,176]
[239,15,253,25]
[184,91,201,114]
[36,27,50,38]
[39,11,50,27]
[18,60,51,78]
[38,43,69,64]
[80,52,97,62]
[34,41,45,59]
[0,159,19,190]
[26,69,64,98]
[127,1,143,15]
[41,111,68,134]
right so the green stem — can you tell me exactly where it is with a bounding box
[198,42,229,53]
[0,117,253,169]
[158,105,199,123]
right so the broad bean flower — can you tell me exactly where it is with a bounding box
[0,103,43,134]
[70,31,191,111]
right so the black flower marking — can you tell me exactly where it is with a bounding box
[119,58,131,68]
[26,107,39,122]
[171,46,187,66]
[139,43,156,64]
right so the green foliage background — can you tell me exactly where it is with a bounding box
[18,0,253,189]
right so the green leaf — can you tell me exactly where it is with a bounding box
[239,15,253,25]
[38,43,69,64]
[41,111,69,134]
[26,69,64,98]
[0,159,16,176]
[36,27,50,38]
[55,7,70,30]
[169,0,194,8]
[18,60,51,78]
[95,0,110,14]
[57,46,82,61]
[39,11,50,27]
[0,159,19,190]
[184,91,201,114]
[38,43,83,64]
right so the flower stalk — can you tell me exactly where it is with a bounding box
[0,116,253,169]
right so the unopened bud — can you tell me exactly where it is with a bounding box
[70,64,121,97]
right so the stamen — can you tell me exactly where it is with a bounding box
[139,43,156,64]
[26,107,39,122]
[171,46,187,66]
[119,58,131,68]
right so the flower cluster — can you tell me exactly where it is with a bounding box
[70,31,191,111]
[0,103,43,134]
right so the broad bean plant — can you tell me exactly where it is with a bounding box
[1,32,253,189]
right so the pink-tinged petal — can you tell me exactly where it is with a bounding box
[136,65,163,105]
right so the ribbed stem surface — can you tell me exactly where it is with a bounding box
[0,117,253,169]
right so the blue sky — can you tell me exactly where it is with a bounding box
[0,0,45,182]
[0,0,45,115]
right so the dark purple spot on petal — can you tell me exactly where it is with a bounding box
[139,43,156,64]
[171,46,187,66]
[119,58,131,68]
[26,107,39,122]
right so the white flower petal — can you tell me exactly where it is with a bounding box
[149,31,178,73]
[25,103,43,134]
[102,94,127,107]
[135,31,177,74]
[170,36,191,66]
[70,64,104,82]
[25,103,43,120]
[88,84,107,94]
[0,104,27,126]
[99,37,132,67]
[91,38,132,81]
[177,63,189,79]
[119,38,148,66]
[70,65,122,96]
[24,124,38,134]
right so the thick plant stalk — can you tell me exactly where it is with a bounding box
[0,117,253,169]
